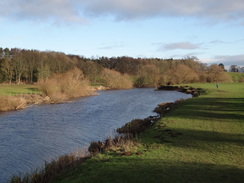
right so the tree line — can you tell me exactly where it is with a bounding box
[229,65,244,73]
[0,47,233,87]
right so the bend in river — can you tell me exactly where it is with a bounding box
[0,88,191,182]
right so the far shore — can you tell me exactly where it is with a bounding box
[0,84,199,113]
[0,85,110,113]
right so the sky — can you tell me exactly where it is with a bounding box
[0,0,244,67]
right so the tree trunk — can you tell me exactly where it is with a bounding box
[18,74,21,85]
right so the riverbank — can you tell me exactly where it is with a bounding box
[0,84,42,112]
[49,83,244,183]
[0,84,107,112]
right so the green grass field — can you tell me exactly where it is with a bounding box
[0,84,41,96]
[52,83,244,183]
[228,72,244,83]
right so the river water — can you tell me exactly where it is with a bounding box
[0,88,191,182]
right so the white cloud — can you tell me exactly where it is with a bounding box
[163,42,200,50]
[1,0,244,24]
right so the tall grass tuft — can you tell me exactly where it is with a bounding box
[39,68,95,102]
[88,134,138,156]
[0,96,27,112]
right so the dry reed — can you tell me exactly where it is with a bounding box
[88,134,138,156]
[0,96,27,112]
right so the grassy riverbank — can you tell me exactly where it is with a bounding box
[0,81,97,112]
[0,84,43,112]
[51,83,244,183]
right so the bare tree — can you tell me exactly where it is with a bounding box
[1,57,14,84]
[229,65,239,72]
[12,53,27,84]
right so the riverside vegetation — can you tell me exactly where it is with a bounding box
[1,47,242,108]
[0,67,133,112]
[1,47,242,112]
[9,83,244,183]
[0,48,235,86]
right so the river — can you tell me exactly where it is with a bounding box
[0,88,191,182]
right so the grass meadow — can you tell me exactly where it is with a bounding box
[228,72,244,83]
[51,83,244,183]
[0,84,41,96]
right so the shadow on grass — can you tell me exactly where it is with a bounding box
[153,127,244,151]
[171,98,244,121]
[57,158,244,183]
[27,88,40,92]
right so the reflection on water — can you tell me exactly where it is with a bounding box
[0,88,191,182]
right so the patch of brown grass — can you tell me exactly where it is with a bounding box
[0,96,27,112]
[88,134,138,156]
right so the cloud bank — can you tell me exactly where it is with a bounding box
[0,0,244,24]
[0,0,86,24]
[214,54,244,66]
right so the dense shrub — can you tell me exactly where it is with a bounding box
[101,68,133,89]
[39,68,94,102]
[207,64,232,83]
[134,64,161,87]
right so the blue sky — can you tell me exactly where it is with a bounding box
[0,0,244,67]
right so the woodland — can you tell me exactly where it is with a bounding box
[0,47,232,89]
